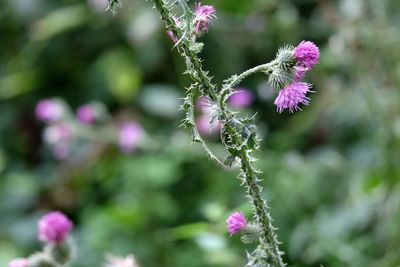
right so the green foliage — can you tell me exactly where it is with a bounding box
[1,0,400,267]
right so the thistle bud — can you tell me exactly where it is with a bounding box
[45,238,75,264]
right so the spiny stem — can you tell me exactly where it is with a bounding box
[151,0,285,265]
[241,149,284,266]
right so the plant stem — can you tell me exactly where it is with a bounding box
[151,0,284,265]
[240,149,284,266]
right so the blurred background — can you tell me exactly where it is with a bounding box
[1,0,400,266]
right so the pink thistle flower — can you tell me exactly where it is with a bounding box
[8,259,29,267]
[226,212,247,235]
[166,30,178,43]
[228,88,254,108]
[196,96,211,113]
[119,121,144,154]
[38,211,73,243]
[293,41,320,69]
[274,82,312,113]
[166,17,182,43]
[194,2,216,34]
[35,99,64,123]
[76,104,96,124]
[196,115,221,136]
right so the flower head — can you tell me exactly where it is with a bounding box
[76,104,96,124]
[38,211,73,243]
[293,41,320,69]
[194,2,216,34]
[119,121,144,154]
[226,212,247,235]
[228,89,254,108]
[166,17,182,43]
[35,99,64,123]
[166,30,178,43]
[196,115,221,136]
[8,259,29,267]
[274,82,312,113]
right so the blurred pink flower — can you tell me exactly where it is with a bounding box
[38,211,73,243]
[166,30,178,43]
[228,89,254,108]
[76,104,96,124]
[8,259,29,267]
[35,99,64,123]
[196,115,221,136]
[119,122,144,153]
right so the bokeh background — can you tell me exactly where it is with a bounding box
[1,0,400,266]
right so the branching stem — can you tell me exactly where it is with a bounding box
[151,0,285,265]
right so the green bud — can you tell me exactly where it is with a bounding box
[45,238,75,265]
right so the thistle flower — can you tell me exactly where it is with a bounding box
[228,88,254,108]
[35,99,64,123]
[196,115,221,136]
[293,41,320,69]
[166,30,178,43]
[193,2,216,34]
[274,82,312,113]
[226,212,247,235]
[118,121,144,153]
[166,17,183,43]
[38,211,73,243]
[76,104,96,124]
[8,259,29,267]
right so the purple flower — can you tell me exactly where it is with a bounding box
[166,30,178,43]
[35,99,64,123]
[293,41,320,69]
[166,17,182,43]
[196,114,222,136]
[8,259,29,267]
[119,121,144,154]
[226,212,247,235]
[228,89,254,108]
[76,104,96,124]
[38,211,73,243]
[194,2,216,34]
[274,82,312,113]
[196,96,211,113]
